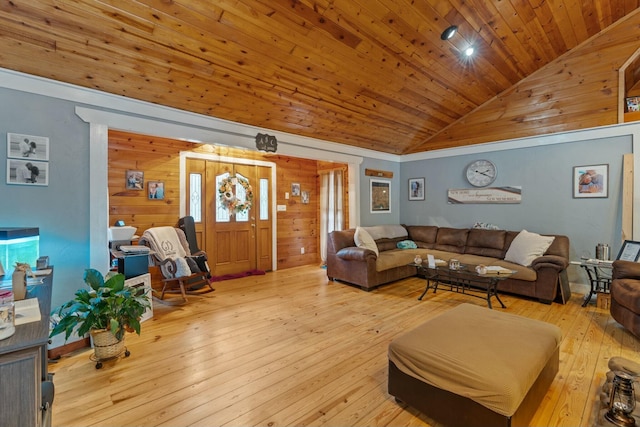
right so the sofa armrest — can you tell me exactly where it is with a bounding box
[612,260,640,280]
[336,247,378,262]
[531,255,568,272]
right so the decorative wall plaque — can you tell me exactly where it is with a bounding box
[364,168,393,178]
[255,133,277,152]
[447,187,522,204]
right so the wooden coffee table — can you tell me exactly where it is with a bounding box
[413,263,514,309]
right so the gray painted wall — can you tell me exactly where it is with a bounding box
[0,87,91,307]
[399,135,632,283]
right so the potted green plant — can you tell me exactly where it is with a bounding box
[50,268,150,366]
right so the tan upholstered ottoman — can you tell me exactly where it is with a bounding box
[388,303,562,427]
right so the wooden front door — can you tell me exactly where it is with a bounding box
[186,158,272,276]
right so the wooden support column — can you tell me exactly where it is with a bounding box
[622,153,634,241]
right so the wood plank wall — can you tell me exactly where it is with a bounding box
[272,155,320,267]
[108,130,348,274]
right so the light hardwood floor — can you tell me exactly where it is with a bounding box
[50,266,640,426]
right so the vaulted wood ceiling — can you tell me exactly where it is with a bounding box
[0,1,638,154]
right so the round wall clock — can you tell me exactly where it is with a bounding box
[465,159,497,187]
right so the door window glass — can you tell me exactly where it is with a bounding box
[260,178,269,220]
[216,172,231,223]
[235,173,249,223]
[189,173,202,222]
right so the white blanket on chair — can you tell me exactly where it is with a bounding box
[144,226,188,260]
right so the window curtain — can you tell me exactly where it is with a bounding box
[320,169,345,264]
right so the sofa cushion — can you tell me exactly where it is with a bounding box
[377,237,406,252]
[376,249,426,272]
[504,230,555,267]
[354,227,379,256]
[406,226,438,248]
[465,229,507,258]
[434,227,468,253]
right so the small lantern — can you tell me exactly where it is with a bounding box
[605,371,636,427]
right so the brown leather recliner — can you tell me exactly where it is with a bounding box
[610,260,640,337]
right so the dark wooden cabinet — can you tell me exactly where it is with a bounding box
[0,269,53,427]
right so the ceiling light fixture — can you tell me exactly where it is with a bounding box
[440,25,458,40]
[464,46,475,57]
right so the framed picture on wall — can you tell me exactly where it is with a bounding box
[370,179,391,213]
[573,164,608,198]
[6,159,49,186]
[148,181,164,200]
[409,177,425,201]
[126,170,144,190]
[7,133,50,161]
[291,182,301,196]
[301,191,309,204]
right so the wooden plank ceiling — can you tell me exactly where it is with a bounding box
[0,1,638,154]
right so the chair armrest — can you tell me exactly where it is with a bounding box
[158,258,179,278]
[191,250,207,260]
[613,260,640,279]
[531,255,568,272]
[336,247,377,262]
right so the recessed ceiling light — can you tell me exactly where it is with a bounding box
[440,25,458,40]
[464,46,475,56]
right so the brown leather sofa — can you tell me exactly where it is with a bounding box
[611,260,640,337]
[327,225,571,304]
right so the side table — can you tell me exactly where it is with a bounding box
[571,259,613,307]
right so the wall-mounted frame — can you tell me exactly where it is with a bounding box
[616,240,640,261]
[370,179,391,213]
[7,133,50,161]
[291,182,300,196]
[148,181,165,200]
[409,177,425,201]
[301,190,309,204]
[126,170,144,190]
[626,97,640,112]
[6,159,49,186]
[573,164,608,198]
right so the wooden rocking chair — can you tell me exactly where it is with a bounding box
[139,226,214,304]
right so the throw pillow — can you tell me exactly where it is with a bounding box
[504,230,555,267]
[397,240,418,249]
[354,227,379,256]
